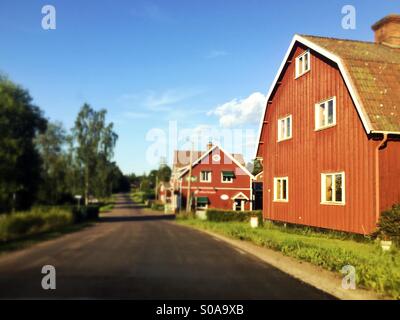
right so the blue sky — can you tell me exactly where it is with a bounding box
[0,0,397,174]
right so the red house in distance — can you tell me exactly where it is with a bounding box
[178,144,255,213]
[255,14,400,234]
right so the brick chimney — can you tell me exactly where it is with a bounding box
[371,14,400,48]
[207,141,213,150]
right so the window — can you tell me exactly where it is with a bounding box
[295,50,310,78]
[200,171,212,182]
[221,171,235,183]
[274,177,288,202]
[234,199,245,211]
[196,197,208,210]
[321,172,345,205]
[315,97,336,130]
[277,115,292,141]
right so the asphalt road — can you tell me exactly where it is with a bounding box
[0,194,333,299]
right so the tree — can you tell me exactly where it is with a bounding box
[0,76,47,212]
[109,164,130,193]
[158,164,172,182]
[35,122,70,204]
[252,158,263,176]
[72,104,118,204]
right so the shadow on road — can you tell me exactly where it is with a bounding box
[99,214,176,223]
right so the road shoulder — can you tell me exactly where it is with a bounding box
[176,222,387,300]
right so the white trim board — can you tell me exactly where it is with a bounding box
[254,34,395,159]
[231,192,250,200]
[179,144,255,180]
[181,186,252,191]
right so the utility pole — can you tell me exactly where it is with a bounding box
[155,175,159,201]
[155,156,165,202]
[186,141,194,213]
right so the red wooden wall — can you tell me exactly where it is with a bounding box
[261,43,379,234]
[180,147,252,211]
[379,140,400,212]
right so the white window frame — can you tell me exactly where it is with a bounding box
[233,199,245,211]
[200,170,212,183]
[315,97,337,131]
[221,172,234,184]
[196,202,208,210]
[295,50,311,78]
[277,115,292,142]
[321,172,345,205]
[273,177,289,202]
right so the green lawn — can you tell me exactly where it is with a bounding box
[176,217,400,299]
[99,195,116,212]
[99,204,114,212]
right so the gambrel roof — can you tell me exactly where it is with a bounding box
[256,34,400,158]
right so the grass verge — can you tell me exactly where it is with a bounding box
[99,204,114,212]
[0,222,92,255]
[176,217,400,299]
[0,208,73,242]
[99,195,116,212]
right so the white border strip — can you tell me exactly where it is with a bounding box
[179,144,255,180]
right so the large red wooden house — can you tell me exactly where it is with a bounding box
[175,144,255,213]
[255,15,400,234]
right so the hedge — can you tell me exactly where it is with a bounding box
[72,205,100,223]
[206,209,263,225]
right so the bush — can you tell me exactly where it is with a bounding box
[206,209,263,225]
[377,204,400,246]
[131,192,146,204]
[0,208,73,242]
[150,201,165,211]
[72,205,100,223]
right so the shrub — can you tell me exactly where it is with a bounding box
[72,205,100,222]
[0,208,73,242]
[377,204,400,246]
[131,192,146,204]
[206,209,263,225]
[150,201,165,211]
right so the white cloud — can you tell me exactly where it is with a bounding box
[206,50,229,59]
[207,92,266,128]
[145,89,190,110]
[123,111,150,119]
[117,87,204,113]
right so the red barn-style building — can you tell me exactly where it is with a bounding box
[256,15,400,234]
[178,145,255,212]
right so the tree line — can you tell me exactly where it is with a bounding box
[0,75,129,213]
[127,164,172,200]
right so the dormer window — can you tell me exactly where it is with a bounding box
[295,50,310,78]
